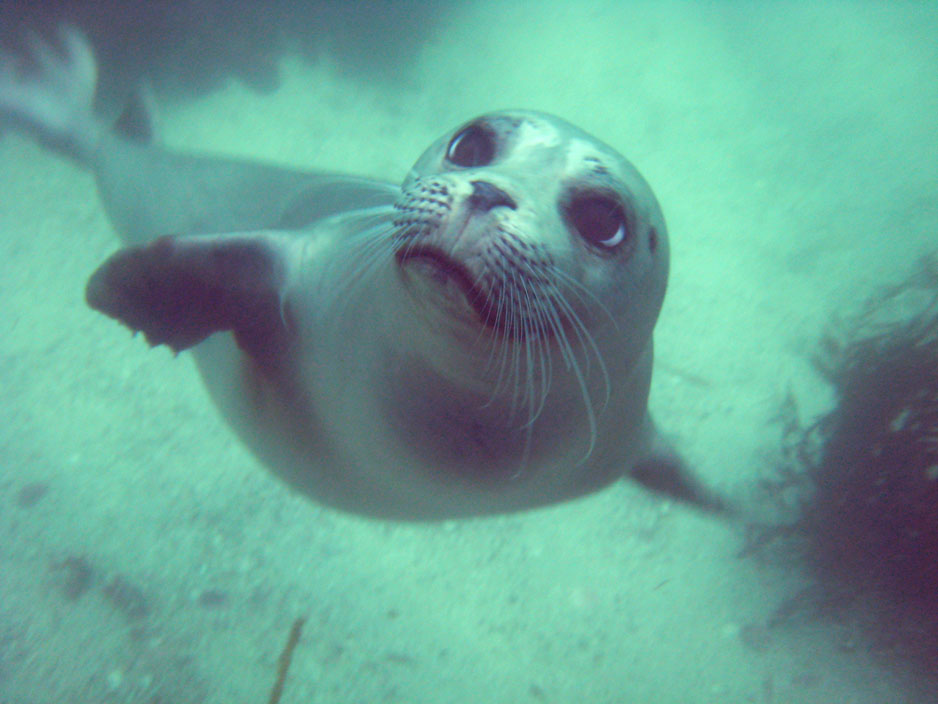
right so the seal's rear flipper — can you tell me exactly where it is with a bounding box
[628,439,735,516]
[0,26,102,163]
[85,234,295,372]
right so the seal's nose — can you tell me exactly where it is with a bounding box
[467,180,517,212]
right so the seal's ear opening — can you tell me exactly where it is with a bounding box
[744,253,938,682]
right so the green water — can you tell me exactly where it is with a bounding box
[1,2,936,702]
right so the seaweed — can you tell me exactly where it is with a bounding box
[267,616,305,704]
[745,254,938,680]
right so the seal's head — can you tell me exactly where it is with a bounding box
[391,111,668,435]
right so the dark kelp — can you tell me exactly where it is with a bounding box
[744,254,938,682]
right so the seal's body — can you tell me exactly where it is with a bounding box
[2,29,725,519]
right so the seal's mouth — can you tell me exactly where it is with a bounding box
[395,245,500,330]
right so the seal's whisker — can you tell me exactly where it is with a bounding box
[483,281,516,409]
[477,266,508,378]
[509,260,554,425]
[346,208,396,250]
[326,216,398,320]
[549,267,618,330]
[508,282,526,417]
[507,268,537,420]
[551,285,612,415]
[520,283,541,425]
[346,221,397,283]
[542,266,612,407]
[481,270,512,400]
[507,272,526,415]
[522,283,554,427]
[540,286,599,461]
[531,299,553,424]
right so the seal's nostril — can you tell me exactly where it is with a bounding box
[467,180,517,211]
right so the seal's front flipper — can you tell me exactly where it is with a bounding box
[85,234,296,372]
[628,438,734,516]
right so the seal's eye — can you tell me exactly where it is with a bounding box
[446,124,496,167]
[568,195,628,249]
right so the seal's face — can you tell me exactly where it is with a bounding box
[385,111,669,450]
[393,111,668,366]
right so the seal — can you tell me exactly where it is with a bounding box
[1,28,726,519]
